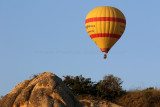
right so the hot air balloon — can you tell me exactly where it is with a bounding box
[85,6,126,59]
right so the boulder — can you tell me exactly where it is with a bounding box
[0,72,83,107]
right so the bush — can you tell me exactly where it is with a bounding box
[63,74,125,101]
[96,74,124,101]
[63,75,96,96]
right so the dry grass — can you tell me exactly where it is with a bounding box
[116,88,160,107]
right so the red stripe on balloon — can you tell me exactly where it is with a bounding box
[100,48,110,52]
[85,17,126,24]
[90,33,121,39]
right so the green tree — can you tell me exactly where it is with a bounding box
[63,75,96,96]
[96,74,124,101]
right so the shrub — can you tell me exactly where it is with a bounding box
[63,75,96,96]
[96,74,124,101]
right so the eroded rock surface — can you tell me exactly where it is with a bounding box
[0,72,82,107]
[80,100,122,107]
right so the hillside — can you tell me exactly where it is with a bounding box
[0,72,121,107]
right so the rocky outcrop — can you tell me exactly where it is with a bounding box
[80,100,122,107]
[0,72,83,107]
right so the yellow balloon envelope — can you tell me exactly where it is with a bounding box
[85,6,126,56]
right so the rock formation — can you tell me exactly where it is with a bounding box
[0,72,83,107]
[80,100,122,107]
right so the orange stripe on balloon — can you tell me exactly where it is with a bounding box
[85,17,126,24]
[90,33,121,39]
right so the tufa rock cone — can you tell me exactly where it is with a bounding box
[0,72,83,107]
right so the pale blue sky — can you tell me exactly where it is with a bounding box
[0,0,160,96]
